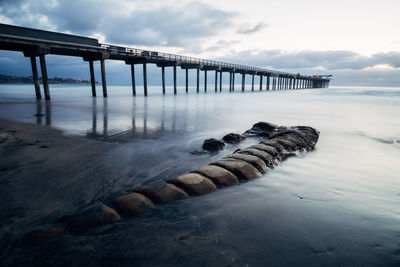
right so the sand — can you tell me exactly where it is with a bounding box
[0,118,120,248]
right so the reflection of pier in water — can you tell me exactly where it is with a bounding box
[35,98,191,142]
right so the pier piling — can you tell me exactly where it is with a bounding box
[173,65,177,95]
[30,56,41,99]
[162,66,165,94]
[185,69,188,93]
[39,54,50,100]
[143,63,147,96]
[215,70,218,92]
[204,70,207,92]
[130,64,135,96]
[89,61,97,96]
[242,73,245,92]
[196,68,200,93]
[259,75,263,91]
[100,59,107,97]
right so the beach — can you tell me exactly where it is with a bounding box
[0,85,400,266]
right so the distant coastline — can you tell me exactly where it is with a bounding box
[0,74,99,84]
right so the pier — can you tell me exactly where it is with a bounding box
[0,23,331,100]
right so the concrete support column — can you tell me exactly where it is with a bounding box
[185,69,188,93]
[130,64,135,96]
[215,70,218,92]
[277,77,280,90]
[251,74,255,91]
[143,63,147,96]
[229,72,232,92]
[196,68,200,93]
[100,59,107,97]
[259,75,263,91]
[204,70,207,92]
[267,75,270,90]
[30,56,41,99]
[173,65,177,95]
[232,72,235,91]
[162,66,166,94]
[219,71,222,92]
[242,73,245,92]
[39,54,50,100]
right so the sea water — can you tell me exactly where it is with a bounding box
[0,84,399,266]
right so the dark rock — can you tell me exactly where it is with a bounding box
[244,122,279,136]
[272,138,300,152]
[192,165,239,186]
[211,158,262,180]
[23,226,64,244]
[65,204,121,233]
[202,138,225,151]
[135,183,188,204]
[112,193,155,216]
[236,148,277,168]
[168,173,217,195]
[249,143,280,157]
[226,153,270,173]
[222,133,246,144]
[259,139,287,154]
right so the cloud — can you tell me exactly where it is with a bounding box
[237,22,268,35]
[219,50,400,71]
[0,0,237,47]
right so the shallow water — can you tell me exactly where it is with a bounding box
[0,84,400,266]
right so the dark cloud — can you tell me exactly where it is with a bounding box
[0,0,237,47]
[220,50,400,70]
[237,22,267,35]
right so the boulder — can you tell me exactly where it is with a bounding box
[244,122,278,136]
[226,153,270,173]
[259,140,287,154]
[272,138,300,152]
[236,148,277,168]
[249,143,280,157]
[135,183,188,204]
[269,129,309,144]
[192,165,239,186]
[168,173,217,195]
[64,204,121,233]
[202,138,225,151]
[23,226,64,244]
[222,133,246,144]
[210,158,262,180]
[112,193,155,216]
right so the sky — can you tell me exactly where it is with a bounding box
[0,0,399,86]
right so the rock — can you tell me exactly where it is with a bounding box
[226,153,270,173]
[259,140,287,154]
[249,143,280,157]
[112,193,155,216]
[244,122,279,136]
[272,138,300,152]
[135,183,188,204]
[168,173,217,195]
[222,133,245,144]
[191,165,239,186]
[202,138,225,151]
[23,226,64,244]
[210,158,262,180]
[236,148,277,168]
[64,204,121,233]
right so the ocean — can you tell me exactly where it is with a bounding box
[0,84,399,266]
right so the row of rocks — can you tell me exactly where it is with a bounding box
[26,122,319,241]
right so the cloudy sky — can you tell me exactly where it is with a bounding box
[0,0,399,86]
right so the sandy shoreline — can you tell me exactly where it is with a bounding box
[0,118,120,249]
